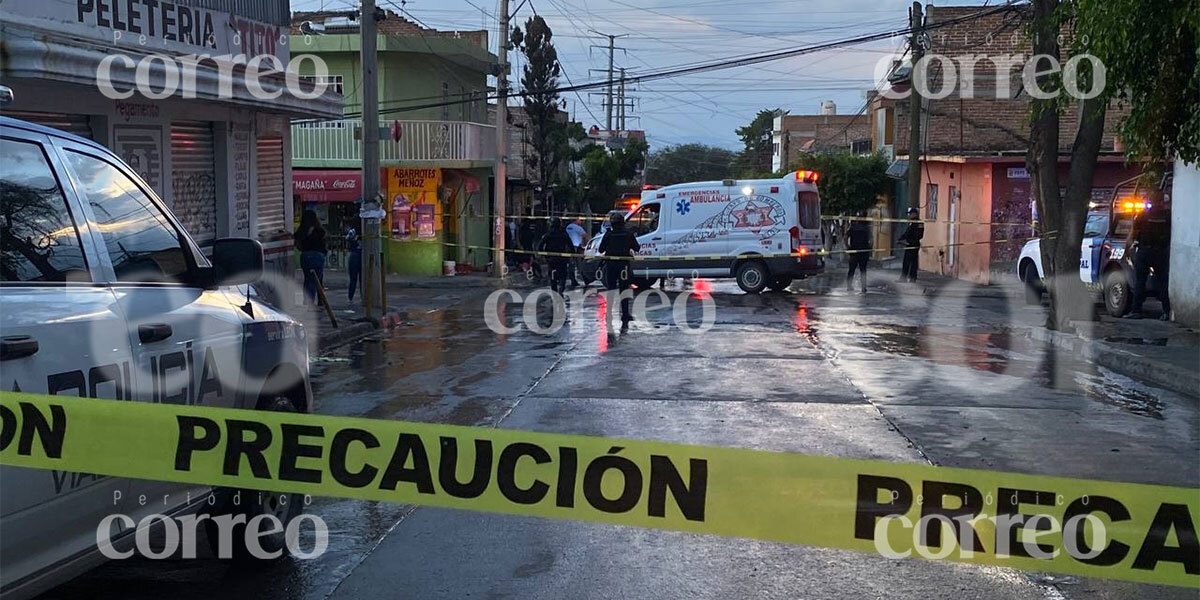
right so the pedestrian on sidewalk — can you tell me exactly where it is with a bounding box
[599,213,640,329]
[899,206,924,282]
[846,214,871,293]
[1125,203,1171,320]
[347,225,362,302]
[565,217,589,287]
[295,209,328,305]
[539,218,574,294]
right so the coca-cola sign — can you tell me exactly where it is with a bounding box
[293,170,362,202]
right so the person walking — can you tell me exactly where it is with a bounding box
[599,213,640,328]
[899,206,924,282]
[294,209,328,305]
[565,217,589,287]
[539,218,575,294]
[346,225,362,302]
[1125,204,1171,320]
[846,215,872,293]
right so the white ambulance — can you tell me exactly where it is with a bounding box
[583,171,826,293]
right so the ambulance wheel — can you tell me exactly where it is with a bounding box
[768,276,793,292]
[205,395,304,563]
[1104,270,1131,317]
[735,261,768,294]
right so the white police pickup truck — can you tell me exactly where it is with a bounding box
[1017,195,1166,316]
[0,115,313,598]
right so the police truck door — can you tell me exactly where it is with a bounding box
[0,132,133,590]
[56,142,248,521]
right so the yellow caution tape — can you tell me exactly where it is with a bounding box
[2,391,1193,587]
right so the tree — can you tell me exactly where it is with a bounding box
[644,143,738,185]
[734,108,785,177]
[511,16,569,210]
[791,152,890,216]
[578,138,648,214]
[1026,0,1199,329]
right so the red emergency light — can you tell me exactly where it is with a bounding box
[642,184,662,190]
[796,170,820,183]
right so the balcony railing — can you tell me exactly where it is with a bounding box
[292,119,497,165]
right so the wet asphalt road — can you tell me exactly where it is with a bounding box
[48,274,1199,600]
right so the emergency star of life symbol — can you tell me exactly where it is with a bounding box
[676,198,691,215]
[731,200,776,232]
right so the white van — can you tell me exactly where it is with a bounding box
[583,171,825,293]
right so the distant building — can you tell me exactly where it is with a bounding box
[877,4,1140,284]
[489,104,573,216]
[770,104,873,172]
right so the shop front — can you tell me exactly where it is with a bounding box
[0,1,341,272]
[293,169,365,270]
[382,167,492,276]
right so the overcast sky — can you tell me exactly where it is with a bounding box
[289,0,928,150]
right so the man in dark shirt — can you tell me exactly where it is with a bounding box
[539,218,575,294]
[598,213,641,328]
[1126,204,1171,320]
[899,206,924,282]
[846,215,872,293]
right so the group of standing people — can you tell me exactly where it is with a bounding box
[294,209,363,306]
[844,206,924,293]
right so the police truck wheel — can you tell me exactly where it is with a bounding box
[1022,262,1042,305]
[1104,270,1131,317]
[735,261,768,294]
[767,276,793,292]
[205,395,305,563]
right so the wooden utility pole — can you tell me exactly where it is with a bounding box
[907,1,924,212]
[361,0,382,318]
[493,0,510,276]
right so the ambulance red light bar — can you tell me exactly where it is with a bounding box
[642,184,662,190]
[796,170,820,183]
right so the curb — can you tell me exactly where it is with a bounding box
[314,310,405,354]
[1026,327,1200,399]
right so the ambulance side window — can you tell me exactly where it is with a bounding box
[65,151,191,284]
[631,203,660,236]
[0,138,90,283]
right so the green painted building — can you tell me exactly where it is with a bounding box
[290,11,498,276]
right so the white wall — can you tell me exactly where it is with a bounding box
[1170,158,1200,326]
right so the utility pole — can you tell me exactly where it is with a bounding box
[605,35,616,131]
[617,67,626,130]
[361,0,381,319]
[906,1,924,213]
[493,0,510,277]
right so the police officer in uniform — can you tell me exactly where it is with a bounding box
[899,206,924,282]
[539,218,575,294]
[599,213,640,328]
[1126,203,1171,320]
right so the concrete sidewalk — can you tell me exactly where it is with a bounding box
[300,269,507,354]
[855,260,1200,399]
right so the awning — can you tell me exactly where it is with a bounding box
[885,159,909,179]
[294,170,362,203]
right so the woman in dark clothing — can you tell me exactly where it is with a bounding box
[295,209,328,304]
[598,213,640,325]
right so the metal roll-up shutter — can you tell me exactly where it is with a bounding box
[255,136,286,241]
[5,111,93,139]
[170,122,217,247]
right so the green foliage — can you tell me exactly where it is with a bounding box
[790,152,890,215]
[644,143,738,185]
[511,16,569,190]
[734,108,785,177]
[577,138,648,214]
[1074,0,1200,164]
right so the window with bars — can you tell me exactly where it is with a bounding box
[926,183,939,220]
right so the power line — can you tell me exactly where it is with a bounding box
[295,3,1023,122]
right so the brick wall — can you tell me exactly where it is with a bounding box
[894,5,1127,156]
[777,114,872,166]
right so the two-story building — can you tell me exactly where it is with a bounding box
[771,102,873,172]
[879,4,1140,284]
[1,0,342,272]
[289,11,498,276]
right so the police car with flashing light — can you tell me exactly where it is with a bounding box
[0,110,313,598]
[581,172,826,293]
[1017,177,1169,316]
